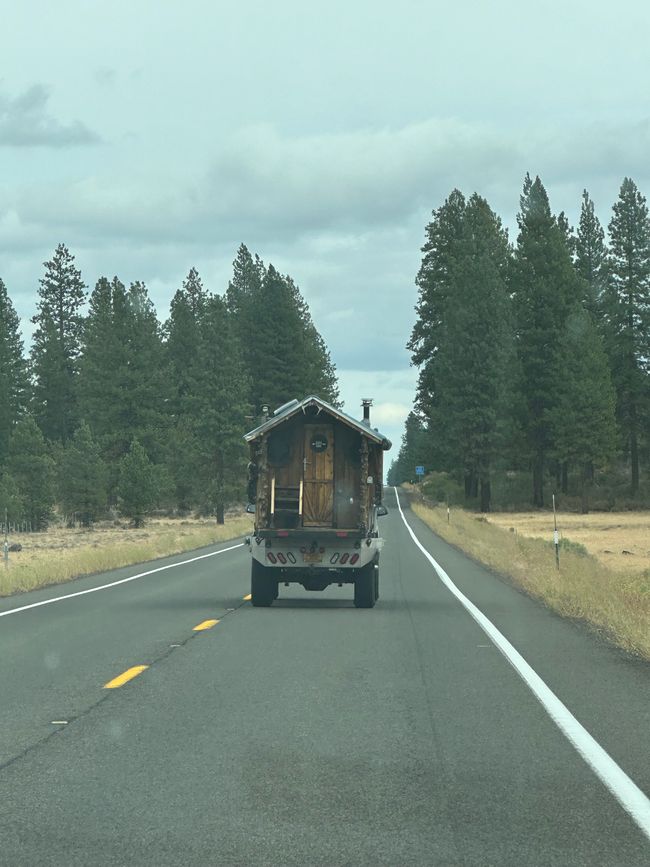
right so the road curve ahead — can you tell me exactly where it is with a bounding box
[0,489,648,866]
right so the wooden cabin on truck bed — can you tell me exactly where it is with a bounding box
[244,395,391,607]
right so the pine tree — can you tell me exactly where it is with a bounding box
[603,177,650,495]
[430,194,513,511]
[283,275,340,404]
[226,248,339,412]
[78,276,130,489]
[190,294,250,521]
[59,422,108,526]
[122,281,170,462]
[31,244,86,443]
[164,269,210,509]
[118,439,158,527]
[7,416,55,529]
[303,322,340,405]
[248,264,308,411]
[0,472,23,523]
[575,190,607,317]
[408,189,467,418]
[509,174,582,505]
[391,411,429,484]
[557,211,576,259]
[79,278,169,496]
[226,243,265,386]
[0,279,28,464]
[549,308,616,511]
[165,268,208,418]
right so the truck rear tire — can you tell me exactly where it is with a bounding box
[354,560,376,608]
[251,559,276,607]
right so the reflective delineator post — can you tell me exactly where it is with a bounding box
[3,508,8,568]
[552,493,560,570]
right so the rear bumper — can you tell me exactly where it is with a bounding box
[248,534,383,570]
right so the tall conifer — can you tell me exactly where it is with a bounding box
[7,416,55,529]
[575,190,607,317]
[248,265,307,411]
[431,194,513,511]
[59,422,108,525]
[79,277,130,482]
[603,177,650,494]
[510,174,581,505]
[0,279,28,464]
[31,244,86,443]
[408,190,467,418]
[191,295,250,520]
[549,308,616,511]
[164,268,209,508]
[226,243,265,387]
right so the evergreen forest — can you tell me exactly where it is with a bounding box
[389,175,650,513]
[0,244,339,528]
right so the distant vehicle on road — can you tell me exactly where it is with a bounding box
[244,396,391,607]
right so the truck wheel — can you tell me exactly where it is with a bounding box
[354,561,376,609]
[251,559,275,607]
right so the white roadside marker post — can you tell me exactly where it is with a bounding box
[3,508,8,569]
[552,493,560,570]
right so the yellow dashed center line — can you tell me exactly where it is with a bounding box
[193,619,220,631]
[243,594,252,601]
[104,665,149,689]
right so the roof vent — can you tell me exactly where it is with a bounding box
[273,398,300,416]
[361,398,373,423]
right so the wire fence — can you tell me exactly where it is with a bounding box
[1,521,34,534]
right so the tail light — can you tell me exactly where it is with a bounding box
[339,553,349,564]
[276,553,287,564]
[330,553,340,564]
[267,553,277,564]
[350,553,359,565]
[287,552,296,564]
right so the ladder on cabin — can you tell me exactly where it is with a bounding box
[270,478,303,528]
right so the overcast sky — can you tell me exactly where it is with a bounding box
[2,0,650,453]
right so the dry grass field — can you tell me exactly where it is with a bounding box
[485,511,650,574]
[0,514,253,598]
[410,498,650,661]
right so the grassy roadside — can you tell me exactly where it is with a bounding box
[0,515,253,598]
[410,498,650,661]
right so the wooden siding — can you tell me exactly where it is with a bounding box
[334,424,361,528]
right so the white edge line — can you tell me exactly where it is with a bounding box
[0,543,245,618]
[394,487,650,842]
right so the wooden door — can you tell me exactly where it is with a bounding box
[302,424,334,526]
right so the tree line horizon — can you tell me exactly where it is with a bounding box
[389,174,650,512]
[0,243,339,528]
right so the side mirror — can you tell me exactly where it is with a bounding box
[377,504,388,517]
[245,503,256,514]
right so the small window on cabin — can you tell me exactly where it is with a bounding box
[310,434,328,453]
[268,433,291,466]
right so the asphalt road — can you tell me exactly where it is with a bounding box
[0,489,648,866]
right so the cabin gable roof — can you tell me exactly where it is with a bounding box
[244,395,392,450]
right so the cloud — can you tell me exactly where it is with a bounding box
[0,84,99,147]
[12,114,650,251]
[205,120,517,237]
[9,117,517,247]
